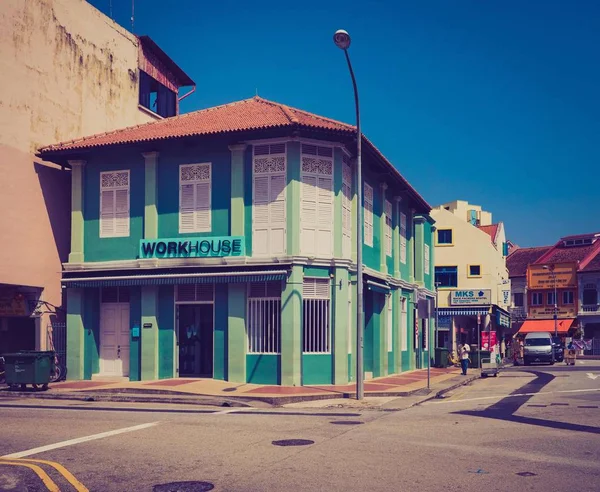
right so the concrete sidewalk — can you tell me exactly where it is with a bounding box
[0,366,479,407]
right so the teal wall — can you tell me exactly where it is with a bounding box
[129,287,142,381]
[371,291,386,377]
[302,354,333,385]
[362,174,381,272]
[83,289,100,379]
[214,284,228,380]
[158,285,174,379]
[364,290,374,373]
[247,355,280,384]
[399,201,413,281]
[83,149,145,261]
[157,144,231,239]
[401,290,414,372]
[304,266,331,278]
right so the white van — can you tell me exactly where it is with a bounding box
[523,332,555,365]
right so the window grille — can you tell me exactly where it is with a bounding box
[247,282,282,354]
[424,244,430,275]
[303,278,330,353]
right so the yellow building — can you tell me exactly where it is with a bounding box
[430,200,511,353]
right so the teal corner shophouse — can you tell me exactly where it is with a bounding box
[39,96,436,386]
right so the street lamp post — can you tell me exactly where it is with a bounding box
[334,29,364,400]
[543,265,559,337]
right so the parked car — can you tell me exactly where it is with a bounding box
[523,332,555,365]
[552,336,564,362]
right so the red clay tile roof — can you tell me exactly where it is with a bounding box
[477,224,500,242]
[507,246,552,277]
[37,96,431,211]
[582,251,600,272]
[535,243,597,265]
[38,96,354,153]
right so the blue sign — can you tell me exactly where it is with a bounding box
[139,236,245,259]
[132,323,140,338]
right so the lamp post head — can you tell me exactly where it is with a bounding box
[333,29,351,50]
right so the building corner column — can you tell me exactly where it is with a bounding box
[379,183,388,273]
[281,265,303,385]
[68,160,86,263]
[286,141,301,256]
[142,152,159,239]
[229,144,247,237]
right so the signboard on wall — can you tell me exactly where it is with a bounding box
[139,236,245,259]
[529,305,577,319]
[450,289,491,306]
[0,289,29,316]
[527,263,577,290]
[481,331,497,350]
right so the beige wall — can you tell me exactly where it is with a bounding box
[0,0,158,154]
[438,200,493,226]
[431,208,510,308]
[0,0,162,348]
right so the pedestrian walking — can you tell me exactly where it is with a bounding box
[459,343,470,375]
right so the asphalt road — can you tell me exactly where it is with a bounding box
[1,361,599,492]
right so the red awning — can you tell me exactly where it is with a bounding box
[517,319,575,335]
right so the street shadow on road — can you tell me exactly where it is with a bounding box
[453,370,600,436]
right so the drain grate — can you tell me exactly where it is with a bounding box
[272,439,314,447]
[153,481,214,492]
[516,472,537,477]
[330,421,364,425]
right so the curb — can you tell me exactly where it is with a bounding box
[413,375,479,407]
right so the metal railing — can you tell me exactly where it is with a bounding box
[46,322,66,368]
[247,298,281,354]
[303,298,330,353]
[581,304,600,313]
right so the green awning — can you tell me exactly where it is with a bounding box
[63,270,288,288]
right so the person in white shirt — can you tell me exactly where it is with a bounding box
[459,342,471,375]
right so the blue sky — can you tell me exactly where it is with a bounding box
[90,0,598,247]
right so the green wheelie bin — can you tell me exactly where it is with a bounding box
[435,347,449,368]
[3,351,54,391]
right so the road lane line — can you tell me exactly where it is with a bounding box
[429,387,600,405]
[212,408,241,415]
[15,458,89,492]
[1,422,159,459]
[0,460,60,491]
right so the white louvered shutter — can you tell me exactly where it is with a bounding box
[301,175,317,254]
[100,170,129,238]
[179,164,211,233]
[385,200,392,256]
[400,212,407,264]
[342,160,352,258]
[253,175,270,255]
[364,183,373,247]
[269,174,286,255]
[100,189,115,237]
[317,176,333,256]
[114,188,130,236]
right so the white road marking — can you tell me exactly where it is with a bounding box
[212,408,242,415]
[1,422,159,459]
[586,373,598,380]
[428,388,600,405]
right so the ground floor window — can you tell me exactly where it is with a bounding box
[176,284,214,302]
[400,297,407,351]
[247,282,282,354]
[303,278,330,353]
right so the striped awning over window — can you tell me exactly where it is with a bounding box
[438,308,489,316]
[63,270,288,288]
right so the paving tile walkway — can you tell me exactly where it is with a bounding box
[41,366,464,402]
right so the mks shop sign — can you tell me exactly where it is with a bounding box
[450,289,491,306]
[139,236,245,259]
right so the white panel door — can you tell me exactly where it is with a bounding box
[100,303,130,377]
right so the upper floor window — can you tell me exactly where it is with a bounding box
[342,156,352,258]
[583,284,598,305]
[300,144,333,256]
[424,243,430,275]
[100,170,130,238]
[384,200,392,256]
[139,71,176,118]
[364,183,374,247]
[437,229,453,245]
[468,265,481,277]
[435,266,457,288]
[179,163,211,233]
[547,292,556,305]
[531,292,543,306]
[513,293,524,307]
[562,291,574,305]
[253,143,286,256]
[400,212,407,264]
